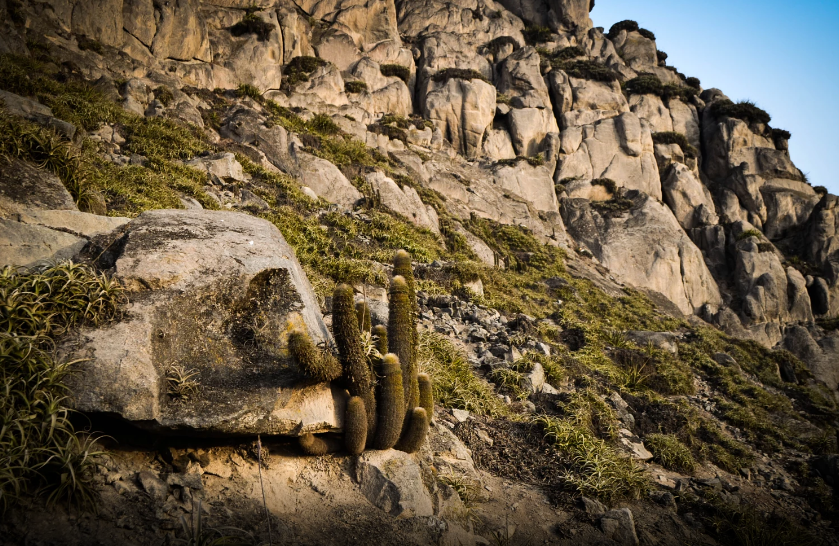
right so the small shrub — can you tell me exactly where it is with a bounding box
[283,56,328,89]
[737,229,763,241]
[607,20,639,39]
[432,68,489,84]
[656,50,668,64]
[77,36,104,54]
[523,25,552,44]
[591,178,617,194]
[814,185,828,195]
[710,99,771,125]
[153,85,174,107]
[557,60,618,82]
[646,433,696,472]
[230,12,274,41]
[686,76,701,88]
[344,80,367,94]
[552,45,585,61]
[757,242,775,253]
[380,64,410,83]
[652,132,697,159]
[496,93,511,105]
[638,28,656,41]
[591,196,633,215]
[236,82,262,101]
[526,153,545,167]
[623,74,696,102]
[309,113,341,136]
[771,127,791,141]
[485,36,519,55]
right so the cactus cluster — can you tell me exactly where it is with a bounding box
[291,250,431,456]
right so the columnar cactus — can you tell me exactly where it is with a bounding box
[299,433,330,456]
[333,284,376,437]
[344,396,368,455]
[388,275,418,411]
[392,249,418,359]
[418,373,433,423]
[396,407,429,454]
[355,300,372,333]
[289,328,342,382]
[372,324,388,356]
[373,354,405,449]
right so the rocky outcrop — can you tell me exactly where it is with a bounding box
[496,0,593,33]
[64,210,344,436]
[562,193,721,315]
[424,76,496,159]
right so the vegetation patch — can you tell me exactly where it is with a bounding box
[432,68,490,84]
[380,64,410,83]
[686,76,701,89]
[623,73,697,102]
[736,229,763,241]
[607,20,639,38]
[1,262,125,511]
[591,177,617,195]
[344,80,367,94]
[230,12,274,41]
[709,99,771,125]
[651,132,697,159]
[523,26,552,44]
[551,60,619,82]
[645,433,696,472]
[282,56,328,90]
[419,332,509,417]
[485,36,519,55]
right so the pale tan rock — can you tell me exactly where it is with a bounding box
[72,0,124,48]
[424,77,495,159]
[0,219,87,268]
[484,129,517,160]
[151,0,211,62]
[662,163,717,230]
[63,210,343,436]
[123,0,155,47]
[15,210,129,238]
[355,450,434,519]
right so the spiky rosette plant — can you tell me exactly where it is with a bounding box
[355,301,372,333]
[388,275,418,411]
[373,354,405,449]
[289,328,342,382]
[333,284,376,437]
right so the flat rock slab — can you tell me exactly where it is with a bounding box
[65,209,342,436]
[16,210,129,238]
[0,159,78,216]
[0,218,87,267]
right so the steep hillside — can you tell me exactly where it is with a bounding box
[1,1,838,545]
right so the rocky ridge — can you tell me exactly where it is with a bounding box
[1,0,839,544]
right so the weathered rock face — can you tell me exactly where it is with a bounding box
[563,193,721,315]
[556,112,661,200]
[64,210,343,436]
[496,0,592,33]
[424,77,496,159]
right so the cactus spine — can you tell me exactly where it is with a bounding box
[373,354,405,449]
[418,373,433,423]
[396,408,429,454]
[344,396,368,455]
[333,284,376,438]
[372,324,388,356]
[299,433,330,455]
[388,275,418,411]
[289,328,342,382]
[355,301,372,333]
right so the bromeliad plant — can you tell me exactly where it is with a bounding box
[0,262,125,512]
[291,250,431,455]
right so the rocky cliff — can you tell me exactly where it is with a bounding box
[2,0,839,544]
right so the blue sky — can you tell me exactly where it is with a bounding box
[591,0,839,194]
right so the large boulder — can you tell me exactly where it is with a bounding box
[661,163,718,230]
[0,159,77,216]
[64,210,344,436]
[151,0,212,62]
